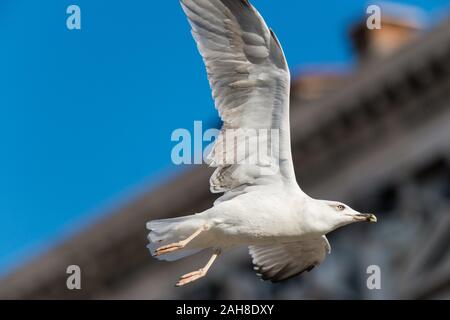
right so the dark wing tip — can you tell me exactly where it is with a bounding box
[253,263,317,283]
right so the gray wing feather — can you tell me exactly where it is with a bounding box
[249,236,331,282]
[180,0,296,194]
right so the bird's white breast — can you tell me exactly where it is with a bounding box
[205,186,312,246]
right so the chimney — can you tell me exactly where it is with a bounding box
[350,2,426,61]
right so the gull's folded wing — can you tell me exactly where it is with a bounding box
[249,236,331,282]
[180,0,297,194]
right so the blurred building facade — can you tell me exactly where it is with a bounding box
[1,9,450,300]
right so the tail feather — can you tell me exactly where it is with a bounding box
[146,215,205,261]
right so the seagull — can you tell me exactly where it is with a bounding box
[147,0,377,287]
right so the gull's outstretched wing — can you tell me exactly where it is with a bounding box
[249,236,331,282]
[180,0,296,194]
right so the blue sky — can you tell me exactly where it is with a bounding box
[0,0,449,274]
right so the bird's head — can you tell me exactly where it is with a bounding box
[309,199,377,234]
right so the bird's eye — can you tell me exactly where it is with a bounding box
[336,205,346,211]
